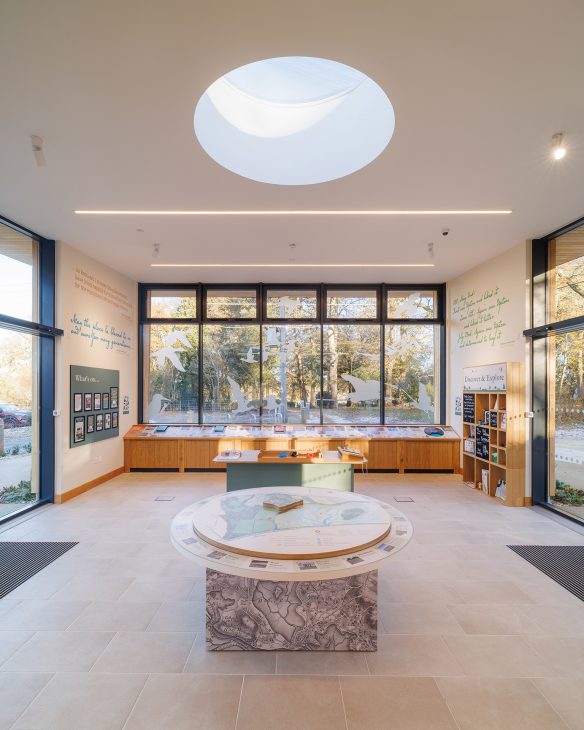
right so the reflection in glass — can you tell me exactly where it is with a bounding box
[202,325,260,422]
[206,289,256,319]
[261,325,320,424]
[0,222,38,321]
[144,325,199,422]
[326,289,377,319]
[385,325,438,423]
[549,232,584,322]
[322,324,381,423]
[0,328,38,518]
[548,329,584,522]
[387,290,436,319]
[147,290,197,319]
[265,289,317,319]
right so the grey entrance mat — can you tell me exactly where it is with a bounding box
[508,545,584,602]
[0,542,78,599]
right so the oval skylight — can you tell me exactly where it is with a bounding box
[194,56,395,185]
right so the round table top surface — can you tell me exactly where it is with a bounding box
[171,486,413,581]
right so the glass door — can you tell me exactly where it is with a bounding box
[530,220,584,523]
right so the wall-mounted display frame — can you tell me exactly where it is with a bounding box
[70,365,119,447]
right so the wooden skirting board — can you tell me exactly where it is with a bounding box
[55,466,124,503]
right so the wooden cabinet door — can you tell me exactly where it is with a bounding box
[125,440,179,469]
[368,441,398,469]
[183,441,210,469]
[402,441,457,471]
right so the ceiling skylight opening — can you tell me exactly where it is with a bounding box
[194,56,395,185]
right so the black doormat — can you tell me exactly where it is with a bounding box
[508,545,584,602]
[0,542,78,599]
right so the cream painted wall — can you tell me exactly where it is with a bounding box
[446,241,531,495]
[55,242,137,496]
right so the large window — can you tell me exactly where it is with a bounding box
[529,219,584,524]
[262,325,321,424]
[0,217,58,522]
[139,284,444,425]
[202,325,260,422]
[385,325,439,423]
[322,324,380,423]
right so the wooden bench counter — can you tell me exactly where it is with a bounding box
[123,426,461,474]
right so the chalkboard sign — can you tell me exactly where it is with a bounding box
[463,394,475,423]
[476,426,490,460]
[490,411,498,428]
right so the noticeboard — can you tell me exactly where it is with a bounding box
[70,365,119,448]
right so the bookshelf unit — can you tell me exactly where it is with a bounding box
[461,362,525,507]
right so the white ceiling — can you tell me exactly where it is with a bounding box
[1,0,584,285]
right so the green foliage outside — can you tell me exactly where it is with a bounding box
[0,480,36,504]
[552,480,584,506]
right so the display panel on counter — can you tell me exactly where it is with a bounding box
[123,423,461,474]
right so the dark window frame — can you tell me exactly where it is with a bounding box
[139,282,446,425]
[262,284,320,322]
[324,284,382,322]
[0,214,61,524]
[203,284,260,322]
[525,215,584,522]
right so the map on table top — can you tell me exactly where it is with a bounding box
[191,486,392,559]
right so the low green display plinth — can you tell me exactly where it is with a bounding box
[225,463,354,492]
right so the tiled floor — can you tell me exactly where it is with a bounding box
[1,472,584,729]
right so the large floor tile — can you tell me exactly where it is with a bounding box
[446,580,534,604]
[520,604,584,635]
[379,603,465,634]
[12,672,147,730]
[534,677,584,730]
[1,631,114,672]
[366,635,463,676]
[117,576,197,602]
[185,634,276,674]
[124,674,242,730]
[448,604,545,635]
[0,600,89,630]
[0,631,35,666]
[237,675,346,730]
[146,600,204,632]
[49,575,135,601]
[68,600,161,631]
[341,676,457,729]
[0,672,51,730]
[524,636,584,677]
[442,635,555,677]
[436,676,569,729]
[276,648,369,675]
[91,631,195,673]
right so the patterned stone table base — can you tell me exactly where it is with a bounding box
[205,568,377,651]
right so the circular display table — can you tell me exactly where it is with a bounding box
[171,486,413,651]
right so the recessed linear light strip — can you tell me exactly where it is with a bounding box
[151,263,435,268]
[75,209,511,216]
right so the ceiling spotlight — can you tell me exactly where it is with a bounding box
[552,133,566,160]
[152,243,160,258]
[427,242,435,259]
[30,135,46,167]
